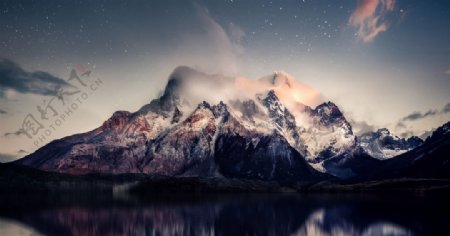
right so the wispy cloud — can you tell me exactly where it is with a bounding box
[446,69,450,75]
[349,0,396,43]
[0,58,73,99]
[419,129,435,140]
[17,149,28,155]
[194,3,245,74]
[401,102,450,121]
[402,110,438,121]
[396,121,406,128]
[396,104,450,138]
[350,119,377,135]
[0,109,6,114]
[443,103,450,113]
[0,153,17,163]
[4,129,27,137]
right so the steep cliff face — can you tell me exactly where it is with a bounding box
[142,102,219,176]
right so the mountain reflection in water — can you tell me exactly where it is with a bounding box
[0,193,448,236]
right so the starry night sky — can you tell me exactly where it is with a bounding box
[0,0,450,160]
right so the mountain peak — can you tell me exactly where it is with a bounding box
[21,66,440,181]
[376,128,390,136]
[270,71,294,88]
[425,121,450,143]
[261,90,284,116]
[197,101,211,110]
[212,101,229,118]
[263,89,279,102]
[358,128,423,160]
[101,111,131,131]
[308,101,348,128]
[316,101,339,111]
[170,66,205,82]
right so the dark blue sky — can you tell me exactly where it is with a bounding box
[0,0,450,157]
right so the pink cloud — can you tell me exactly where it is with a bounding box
[446,70,450,75]
[349,0,396,43]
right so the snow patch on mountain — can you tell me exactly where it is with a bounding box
[358,128,423,160]
[301,102,356,163]
[17,66,434,179]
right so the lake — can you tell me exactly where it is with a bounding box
[0,192,448,235]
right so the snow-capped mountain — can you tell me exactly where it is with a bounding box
[15,66,437,181]
[343,121,450,180]
[302,102,356,163]
[357,128,423,160]
[16,67,328,181]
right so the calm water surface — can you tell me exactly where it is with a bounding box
[0,192,448,236]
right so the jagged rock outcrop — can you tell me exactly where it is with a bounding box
[16,66,441,182]
[357,128,423,160]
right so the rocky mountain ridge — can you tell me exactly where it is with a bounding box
[16,66,440,182]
